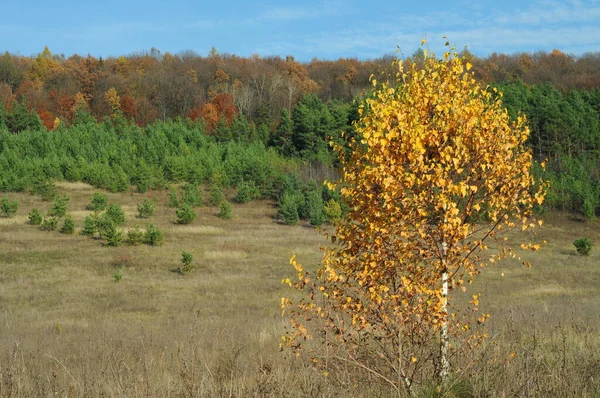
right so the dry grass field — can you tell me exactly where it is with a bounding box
[1,183,600,397]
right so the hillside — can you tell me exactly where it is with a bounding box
[0,184,599,396]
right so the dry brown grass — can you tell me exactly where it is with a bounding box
[1,188,600,397]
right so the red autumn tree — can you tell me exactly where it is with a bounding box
[188,93,238,133]
[199,102,219,133]
[211,93,237,123]
[37,109,55,130]
[120,94,137,120]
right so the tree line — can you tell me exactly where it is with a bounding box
[497,81,600,217]
[1,46,600,217]
[0,46,599,130]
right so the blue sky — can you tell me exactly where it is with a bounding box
[1,0,598,61]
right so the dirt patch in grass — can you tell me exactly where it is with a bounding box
[55,181,96,191]
[166,225,225,236]
[0,215,28,225]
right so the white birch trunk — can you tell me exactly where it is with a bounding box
[440,241,450,380]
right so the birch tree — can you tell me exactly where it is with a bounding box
[282,42,547,395]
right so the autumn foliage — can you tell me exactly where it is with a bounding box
[188,93,238,133]
[282,44,547,393]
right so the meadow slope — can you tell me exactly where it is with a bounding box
[1,183,599,397]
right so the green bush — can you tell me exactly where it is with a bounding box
[59,214,75,234]
[179,251,194,274]
[167,186,180,208]
[112,166,130,193]
[323,199,342,224]
[40,216,58,231]
[48,195,70,217]
[278,192,300,225]
[0,198,18,218]
[88,192,108,211]
[102,222,122,247]
[126,226,145,245]
[81,214,100,236]
[574,238,592,256]
[218,201,232,219]
[210,171,226,188]
[96,215,114,238]
[234,181,260,203]
[104,203,125,225]
[28,208,42,225]
[182,184,202,207]
[209,183,224,206]
[306,190,325,226]
[113,268,123,282]
[133,162,153,193]
[296,194,311,220]
[144,224,163,246]
[176,204,196,224]
[137,198,155,218]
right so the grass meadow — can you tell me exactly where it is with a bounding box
[1,183,600,397]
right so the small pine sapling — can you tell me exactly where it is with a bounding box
[113,268,123,282]
[60,214,75,234]
[88,192,108,211]
[137,198,155,218]
[40,216,58,231]
[28,208,43,225]
[104,203,125,225]
[126,226,145,245]
[144,224,163,246]
[176,204,196,224]
[574,238,592,256]
[0,198,18,218]
[209,183,224,206]
[167,186,180,208]
[102,222,122,247]
[306,190,325,226]
[48,195,70,217]
[278,192,299,225]
[234,181,261,203]
[179,251,194,274]
[218,201,232,219]
[81,214,99,236]
[32,180,57,201]
[182,184,202,207]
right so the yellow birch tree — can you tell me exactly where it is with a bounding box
[105,87,121,117]
[282,42,547,395]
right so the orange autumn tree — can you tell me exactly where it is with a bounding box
[282,43,547,395]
